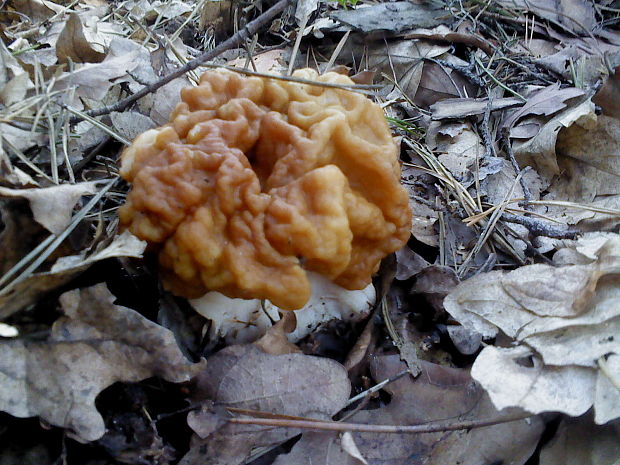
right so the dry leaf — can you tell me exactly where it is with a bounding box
[183,344,350,465]
[543,114,620,228]
[254,312,301,355]
[540,415,620,465]
[331,2,444,33]
[53,38,141,107]
[110,111,156,142]
[9,0,64,22]
[514,97,595,177]
[0,231,146,319]
[273,431,356,465]
[503,83,584,132]
[276,356,543,465]
[495,0,597,34]
[395,246,430,280]
[445,233,620,422]
[472,345,597,417]
[426,120,485,182]
[362,40,450,102]
[0,181,100,235]
[340,432,369,465]
[0,284,204,442]
[56,13,106,64]
[593,65,620,119]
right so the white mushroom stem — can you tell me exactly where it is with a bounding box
[190,272,376,344]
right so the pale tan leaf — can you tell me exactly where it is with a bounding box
[56,13,106,64]
[0,181,100,234]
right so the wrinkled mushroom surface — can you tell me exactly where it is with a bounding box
[119,69,411,309]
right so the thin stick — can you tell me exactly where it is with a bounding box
[84,0,290,119]
[228,412,535,434]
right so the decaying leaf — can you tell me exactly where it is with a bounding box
[495,0,597,35]
[0,283,204,442]
[395,246,430,280]
[514,97,595,177]
[56,13,106,64]
[275,356,543,465]
[110,111,156,142]
[0,181,101,235]
[543,114,620,228]
[0,231,146,319]
[183,344,350,465]
[539,415,620,465]
[503,83,585,133]
[52,38,141,107]
[8,0,64,22]
[331,2,445,33]
[445,233,620,422]
[593,65,620,119]
[426,120,485,182]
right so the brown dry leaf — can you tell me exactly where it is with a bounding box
[110,111,156,142]
[331,2,445,33]
[0,200,48,277]
[540,415,620,465]
[9,0,64,22]
[445,233,620,422]
[52,39,141,107]
[0,181,100,235]
[411,265,459,314]
[254,312,301,355]
[543,113,620,228]
[56,13,106,64]
[0,283,204,442]
[275,356,543,465]
[503,83,584,134]
[0,231,146,319]
[593,66,620,119]
[415,57,477,108]
[395,246,429,280]
[363,40,450,101]
[495,0,597,35]
[514,97,594,178]
[426,120,485,182]
[183,344,350,465]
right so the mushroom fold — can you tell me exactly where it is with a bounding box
[119,69,411,309]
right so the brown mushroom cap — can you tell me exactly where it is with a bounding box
[119,69,411,309]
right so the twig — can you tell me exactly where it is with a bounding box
[426,58,486,88]
[83,0,290,120]
[345,369,410,407]
[479,97,495,158]
[500,128,532,209]
[401,31,496,57]
[501,213,578,239]
[228,412,536,434]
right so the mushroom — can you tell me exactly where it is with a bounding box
[119,68,411,310]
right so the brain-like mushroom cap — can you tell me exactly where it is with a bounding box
[119,69,411,309]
